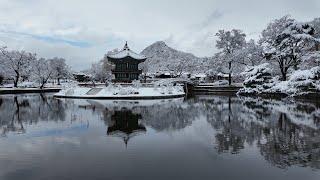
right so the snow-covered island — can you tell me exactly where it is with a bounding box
[54,84,185,99]
[53,43,186,100]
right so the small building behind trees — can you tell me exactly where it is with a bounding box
[73,72,91,83]
[107,42,147,82]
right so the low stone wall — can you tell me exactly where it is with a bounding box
[54,94,185,100]
[0,88,61,95]
[192,85,242,94]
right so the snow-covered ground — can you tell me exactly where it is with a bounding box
[54,85,185,99]
[0,81,74,89]
[239,64,320,96]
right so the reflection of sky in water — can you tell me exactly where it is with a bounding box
[0,94,319,180]
[25,124,89,138]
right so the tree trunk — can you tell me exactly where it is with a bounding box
[0,75,3,85]
[14,74,19,88]
[14,96,20,120]
[228,61,232,86]
[293,56,299,70]
[281,69,287,81]
[57,78,61,85]
[40,79,46,89]
[228,96,232,123]
[40,81,44,89]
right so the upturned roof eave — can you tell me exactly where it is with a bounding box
[107,56,147,62]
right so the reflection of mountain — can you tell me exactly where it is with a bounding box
[202,95,320,169]
[107,110,146,145]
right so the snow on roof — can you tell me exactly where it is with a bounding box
[217,73,232,77]
[107,42,147,60]
[73,72,90,76]
[194,73,207,78]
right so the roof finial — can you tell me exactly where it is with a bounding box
[123,41,129,50]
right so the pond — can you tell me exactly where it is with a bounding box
[0,94,320,180]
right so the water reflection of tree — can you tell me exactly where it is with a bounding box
[139,103,200,131]
[0,94,66,136]
[203,96,264,154]
[259,113,320,169]
[203,95,320,169]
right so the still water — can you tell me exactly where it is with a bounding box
[0,94,320,180]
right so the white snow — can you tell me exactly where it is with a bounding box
[238,63,273,94]
[141,41,210,74]
[107,44,146,60]
[55,84,185,98]
[268,66,320,95]
[239,64,320,96]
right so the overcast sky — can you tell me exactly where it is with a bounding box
[0,0,319,71]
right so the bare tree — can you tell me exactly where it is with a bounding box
[32,58,54,89]
[215,29,246,85]
[236,40,265,66]
[0,47,36,87]
[49,57,70,85]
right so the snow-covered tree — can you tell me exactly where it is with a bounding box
[49,57,70,85]
[166,58,192,77]
[139,62,149,82]
[215,29,246,85]
[302,17,320,68]
[0,47,36,87]
[90,54,113,82]
[90,62,105,82]
[236,40,265,66]
[239,63,273,94]
[310,18,320,39]
[269,66,320,95]
[260,16,318,80]
[0,57,5,85]
[287,66,320,93]
[32,58,54,89]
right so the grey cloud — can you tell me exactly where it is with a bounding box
[201,10,224,28]
[0,0,319,70]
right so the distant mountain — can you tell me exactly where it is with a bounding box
[141,41,210,74]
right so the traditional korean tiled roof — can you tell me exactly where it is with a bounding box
[107,42,147,60]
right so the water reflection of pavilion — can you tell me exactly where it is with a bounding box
[107,110,146,146]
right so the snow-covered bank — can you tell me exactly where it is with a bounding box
[238,64,320,98]
[54,85,185,99]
